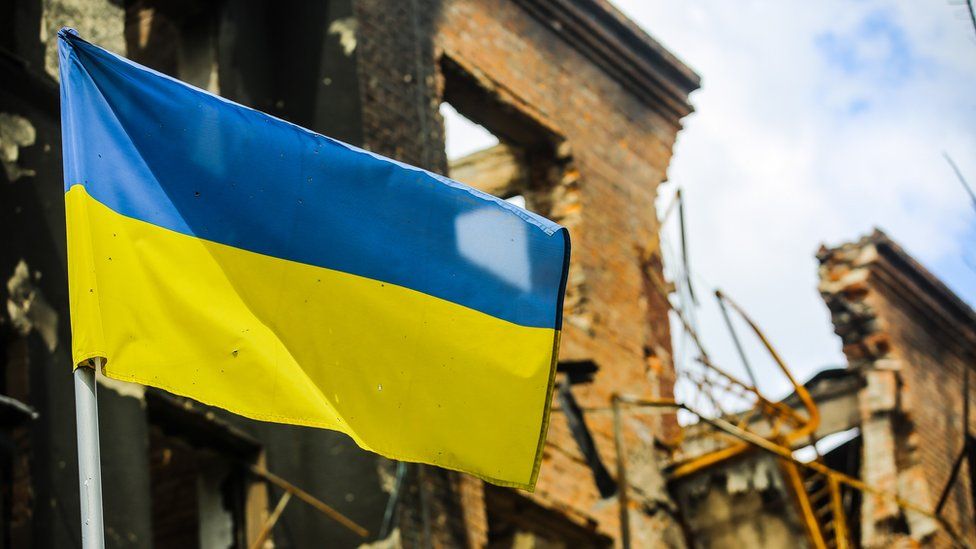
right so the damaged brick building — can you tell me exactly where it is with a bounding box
[817,230,976,547]
[664,231,976,548]
[1,0,700,547]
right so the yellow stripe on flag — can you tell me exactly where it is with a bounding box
[66,185,558,489]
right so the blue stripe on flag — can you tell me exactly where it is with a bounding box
[59,30,569,330]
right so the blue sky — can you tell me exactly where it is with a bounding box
[816,9,919,83]
[616,0,976,400]
[442,1,976,402]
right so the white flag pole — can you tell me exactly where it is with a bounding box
[74,357,105,548]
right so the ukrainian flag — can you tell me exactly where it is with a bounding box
[59,29,569,489]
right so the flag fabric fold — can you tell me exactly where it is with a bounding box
[59,28,569,490]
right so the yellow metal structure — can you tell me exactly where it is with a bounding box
[640,256,969,546]
[668,292,819,480]
[611,396,971,549]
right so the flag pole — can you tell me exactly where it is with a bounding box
[74,357,105,548]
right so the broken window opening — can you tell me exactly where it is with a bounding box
[822,432,862,546]
[440,102,499,162]
[439,55,591,333]
[0,335,35,549]
[146,391,268,549]
[439,56,571,220]
[441,104,537,212]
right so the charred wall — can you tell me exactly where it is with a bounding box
[0,1,390,547]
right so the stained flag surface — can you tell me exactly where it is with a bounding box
[59,28,569,489]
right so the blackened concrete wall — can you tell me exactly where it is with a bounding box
[1,1,391,547]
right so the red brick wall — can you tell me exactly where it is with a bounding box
[867,272,976,545]
[819,233,976,548]
[353,0,692,545]
[434,0,684,544]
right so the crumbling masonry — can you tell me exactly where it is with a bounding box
[1,0,699,547]
[819,230,976,547]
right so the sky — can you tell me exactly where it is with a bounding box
[441,1,976,401]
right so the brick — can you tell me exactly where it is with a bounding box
[353,0,696,545]
[818,231,976,547]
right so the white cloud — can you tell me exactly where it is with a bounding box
[611,0,976,397]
